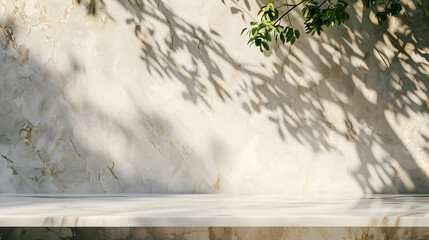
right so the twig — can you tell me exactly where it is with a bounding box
[276,3,297,9]
[273,0,307,26]
[318,0,327,7]
[286,0,293,27]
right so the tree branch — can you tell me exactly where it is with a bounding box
[319,0,327,7]
[273,0,307,26]
[276,4,297,9]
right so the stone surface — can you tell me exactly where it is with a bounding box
[0,194,429,227]
[1,227,428,240]
[0,0,428,194]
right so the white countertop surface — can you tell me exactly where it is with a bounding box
[0,194,428,227]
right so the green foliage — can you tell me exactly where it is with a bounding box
[242,0,403,52]
[241,1,301,52]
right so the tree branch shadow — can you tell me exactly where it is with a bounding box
[91,0,429,193]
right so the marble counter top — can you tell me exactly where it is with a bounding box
[0,194,428,227]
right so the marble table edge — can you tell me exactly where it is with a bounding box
[1,194,429,227]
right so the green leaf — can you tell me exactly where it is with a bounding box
[280,32,285,43]
[389,3,402,15]
[286,28,294,39]
[252,27,258,36]
[247,37,255,45]
[267,10,276,21]
[241,28,247,35]
[294,30,300,39]
[290,36,296,45]
[376,11,388,24]
[322,10,329,20]
[250,22,257,25]
[302,7,310,18]
[283,26,289,34]
[344,12,349,22]
[327,9,335,19]
[265,31,272,41]
[262,41,269,50]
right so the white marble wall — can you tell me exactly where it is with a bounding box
[0,0,428,193]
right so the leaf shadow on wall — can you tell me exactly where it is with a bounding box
[0,14,221,193]
[37,0,427,195]
[77,0,429,194]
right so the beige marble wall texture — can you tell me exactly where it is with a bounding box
[0,0,427,194]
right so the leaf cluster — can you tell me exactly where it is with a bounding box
[241,2,301,52]
[242,0,404,52]
[302,0,349,36]
[365,0,402,24]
